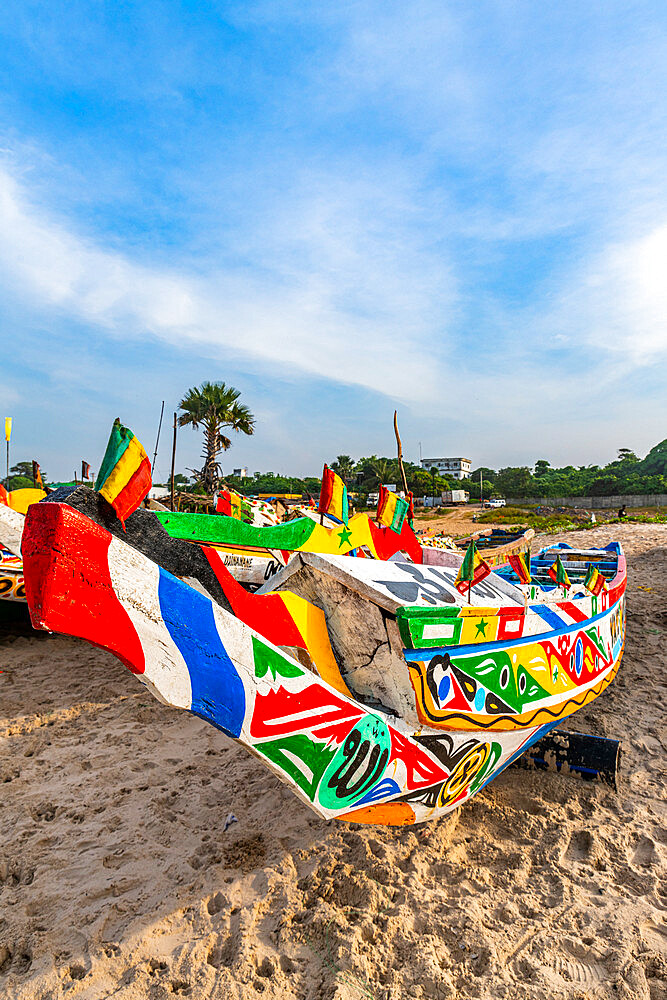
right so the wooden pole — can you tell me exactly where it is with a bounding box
[393,410,409,497]
[5,441,8,485]
[152,400,165,473]
[170,412,177,512]
[480,469,483,505]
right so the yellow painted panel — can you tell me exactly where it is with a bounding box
[279,591,350,697]
[460,616,500,644]
[8,488,46,514]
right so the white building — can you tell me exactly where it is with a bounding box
[232,467,249,478]
[420,457,472,480]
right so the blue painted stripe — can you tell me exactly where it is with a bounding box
[477,721,558,792]
[158,568,246,738]
[403,595,623,662]
[531,605,568,629]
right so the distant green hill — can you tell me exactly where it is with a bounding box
[638,439,667,476]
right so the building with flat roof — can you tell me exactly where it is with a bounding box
[420,457,472,480]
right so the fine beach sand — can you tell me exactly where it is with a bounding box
[1,523,665,1000]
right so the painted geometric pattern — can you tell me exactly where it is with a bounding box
[156,509,424,563]
[0,545,25,602]
[402,597,625,730]
[21,502,566,826]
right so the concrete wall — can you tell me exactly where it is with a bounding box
[506,494,667,509]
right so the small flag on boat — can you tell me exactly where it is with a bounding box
[584,564,607,596]
[82,460,91,480]
[94,419,151,526]
[455,540,492,596]
[4,417,11,442]
[32,461,43,489]
[376,484,410,533]
[216,488,253,522]
[508,549,531,584]
[548,554,571,590]
[318,464,348,524]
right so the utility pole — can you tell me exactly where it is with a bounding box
[152,400,165,473]
[170,412,178,512]
[4,417,11,486]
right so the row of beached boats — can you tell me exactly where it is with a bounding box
[0,448,626,826]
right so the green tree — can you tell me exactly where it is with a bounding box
[638,439,667,476]
[471,466,497,483]
[3,461,48,490]
[331,455,355,482]
[370,457,397,485]
[10,461,35,479]
[534,459,551,477]
[178,381,255,492]
[4,475,33,490]
[495,467,533,498]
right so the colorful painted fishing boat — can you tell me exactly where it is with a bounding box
[0,492,44,605]
[0,545,24,602]
[18,492,626,826]
[153,509,534,587]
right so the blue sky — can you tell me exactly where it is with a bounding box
[1,1,666,483]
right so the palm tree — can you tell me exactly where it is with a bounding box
[370,457,395,485]
[178,381,255,492]
[331,455,355,482]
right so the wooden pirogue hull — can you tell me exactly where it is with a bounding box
[21,501,626,826]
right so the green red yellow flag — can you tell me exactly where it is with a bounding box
[508,548,531,584]
[94,419,151,526]
[454,540,492,596]
[376,485,409,533]
[584,564,607,596]
[32,461,44,489]
[318,464,348,524]
[548,554,571,590]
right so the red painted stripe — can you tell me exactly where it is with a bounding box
[22,502,146,675]
[113,456,152,524]
[556,601,588,622]
[202,546,306,650]
[251,683,362,738]
[368,518,423,563]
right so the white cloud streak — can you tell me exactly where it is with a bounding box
[557,224,667,361]
[0,166,455,404]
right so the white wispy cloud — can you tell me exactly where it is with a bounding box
[0,164,456,404]
[554,223,667,362]
[2,0,667,475]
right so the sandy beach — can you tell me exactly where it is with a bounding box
[1,522,665,1000]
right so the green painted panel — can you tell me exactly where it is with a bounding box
[396,605,463,649]
[256,734,336,800]
[156,511,317,550]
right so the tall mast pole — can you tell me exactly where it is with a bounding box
[170,413,178,512]
[152,400,165,473]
